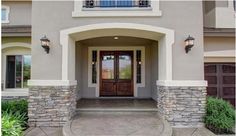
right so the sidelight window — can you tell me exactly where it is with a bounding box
[136,50,141,83]
[6,55,31,89]
[92,50,97,83]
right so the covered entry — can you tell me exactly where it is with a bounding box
[60,23,174,98]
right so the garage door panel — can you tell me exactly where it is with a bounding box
[207,87,218,96]
[205,65,217,73]
[205,63,235,107]
[205,76,217,84]
[222,87,235,96]
[222,65,235,73]
[222,76,235,84]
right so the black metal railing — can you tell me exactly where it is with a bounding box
[83,0,151,8]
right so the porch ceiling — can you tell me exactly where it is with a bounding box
[70,28,164,42]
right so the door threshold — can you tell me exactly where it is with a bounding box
[85,97,153,99]
[98,97,135,99]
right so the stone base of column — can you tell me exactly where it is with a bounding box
[28,80,77,127]
[157,80,207,127]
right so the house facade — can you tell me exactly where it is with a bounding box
[1,0,235,128]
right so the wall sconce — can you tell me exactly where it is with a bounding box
[184,35,195,53]
[40,35,50,54]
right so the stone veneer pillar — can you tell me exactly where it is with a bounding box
[28,81,77,127]
[157,81,207,127]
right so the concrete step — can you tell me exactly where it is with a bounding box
[76,108,158,112]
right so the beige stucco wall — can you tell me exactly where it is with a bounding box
[2,1,31,26]
[31,1,205,81]
[204,37,235,62]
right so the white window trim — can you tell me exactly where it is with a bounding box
[72,0,162,17]
[2,5,10,23]
[88,46,145,97]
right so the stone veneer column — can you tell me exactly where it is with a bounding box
[157,81,207,127]
[28,85,76,127]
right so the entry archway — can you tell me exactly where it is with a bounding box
[60,23,175,82]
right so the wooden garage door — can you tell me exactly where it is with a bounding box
[204,63,235,107]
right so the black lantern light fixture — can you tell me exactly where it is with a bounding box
[40,35,50,54]
[184,35,195,53]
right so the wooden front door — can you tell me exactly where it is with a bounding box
[100,51,133,96]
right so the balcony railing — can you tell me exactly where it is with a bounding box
[83,0,151,8]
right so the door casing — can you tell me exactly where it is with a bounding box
[100,51,133,96]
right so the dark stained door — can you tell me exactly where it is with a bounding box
[100,51,133,96]
[204,63,235,107]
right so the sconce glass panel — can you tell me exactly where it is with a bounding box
[92,50,97,84]
[136,50,141,83]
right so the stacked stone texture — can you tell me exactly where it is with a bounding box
[28,85,76,127]
[157,86,207,127]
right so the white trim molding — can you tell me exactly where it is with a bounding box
[72,0,162,17]
[2,42,31,50]
[156,80,208,87]
[60,23,175,82]
[28,80,77,86]
[204,50,235,57]
[1,5,10,23]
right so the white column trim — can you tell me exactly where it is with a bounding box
[156,80,208,87]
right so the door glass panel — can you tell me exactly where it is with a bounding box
[15,55,22,88]
[102,55,114,79]
[6,56,15,88]
[23,55,31,88]
[119,55,132,79]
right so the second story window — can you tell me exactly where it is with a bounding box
[83,0,150,8]
[1,5,10,23]
[73,0,162,17]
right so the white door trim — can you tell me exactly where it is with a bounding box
[88,46,145,97]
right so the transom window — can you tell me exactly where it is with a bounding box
[1,5,10,23]
[6,55,31,89]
